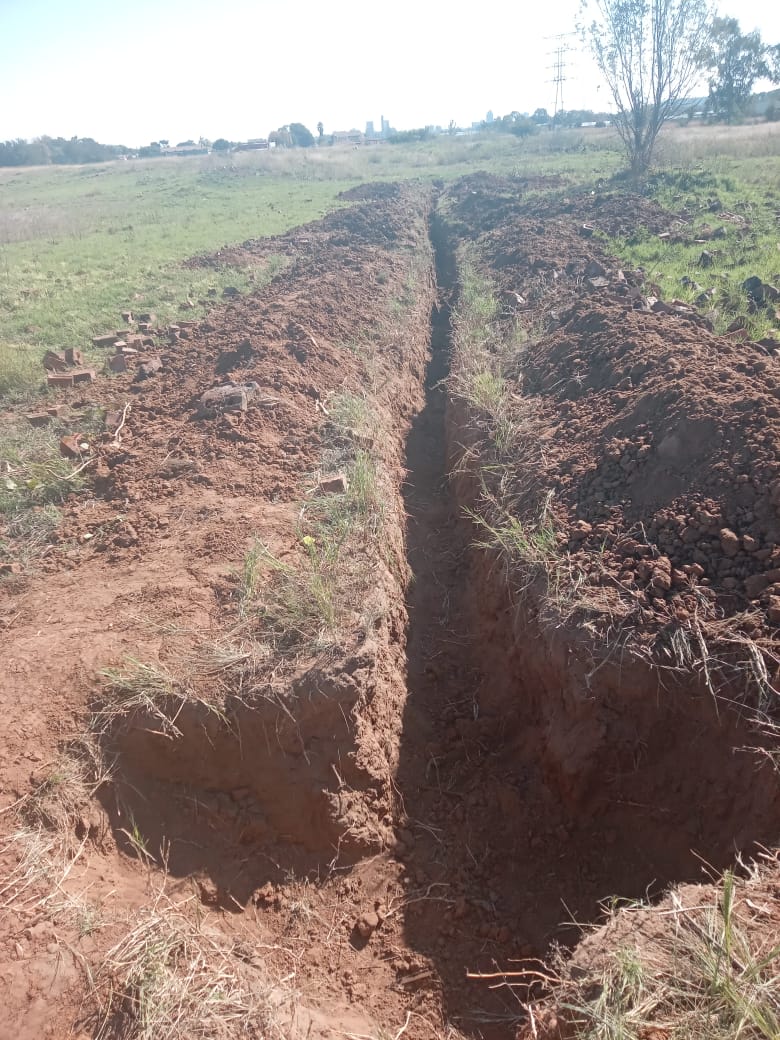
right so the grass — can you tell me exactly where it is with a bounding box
[0,158,348,396]
[2,124,776,398]
[96,654,237,739]
[607,162,780,341]
[449,248,563,595]
[239,539,341,652]
[546,865,780,1040]
[0,131,627,398]
[239,392,386,655]
[0,739,110,925]
[88,902,268,1040]
[0,404,108,571]
[0,421,91,511]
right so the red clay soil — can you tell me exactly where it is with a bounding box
[446,173,780,645]
[1,172,779,1040]
[0,183,440,1040]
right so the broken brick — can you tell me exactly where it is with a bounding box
[59,434,84,458]
[43,350,68,372]
[92,333,121,348]
[25,412,52,427]
[47,372,75,388]
[317,473,349,495]
[64,347,84,366]
[71,368,96,384]
[134,357,163,380]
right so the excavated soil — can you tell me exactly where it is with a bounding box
[1,172,779,1040]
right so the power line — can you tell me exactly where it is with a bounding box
[545,32,577,120]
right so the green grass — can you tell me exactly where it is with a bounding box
[608,161,780,340]
[0,420,95,513]
[2,124,778,401]
[0,133,628,398]
[0,158,350,395]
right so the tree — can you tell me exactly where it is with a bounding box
[316,121,324,140]
[581,0,711,177]
[288,122,315,147]
[532,107,550,123]
[212,138,232,151]
[701,17,780,123]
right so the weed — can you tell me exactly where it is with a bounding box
[235,387,388,653]
[449,248,562,603]
[76,900,104,937]
[120,813,154,865]
[237,540,264,619]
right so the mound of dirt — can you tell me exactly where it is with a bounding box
[446,179,780,647]
[0,182,438,1040]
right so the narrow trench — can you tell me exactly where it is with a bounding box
[397,210,780,1032]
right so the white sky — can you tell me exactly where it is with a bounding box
[1,0,779,147]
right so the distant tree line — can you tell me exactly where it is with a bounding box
[0,136,132,166]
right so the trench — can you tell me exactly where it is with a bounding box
[393,208,780,1030]
[90,187,780,1032]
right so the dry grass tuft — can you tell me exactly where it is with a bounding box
[96,657,232,737]
[0,738,111,920]
[88,901,269,1040]
[538,862,780,1040]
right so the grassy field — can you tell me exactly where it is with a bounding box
[2,122,780,399]
[608,155,780,340]
[0,131,626,397]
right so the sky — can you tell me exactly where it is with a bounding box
[1,0,779,147]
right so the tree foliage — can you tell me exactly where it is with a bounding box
[288,122,315,147]
[701,17,780,123]
[479,112,539,136]
[0,135,132,167]
[581,0,711,176]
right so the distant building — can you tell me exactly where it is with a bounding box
[162,144,210,156]
[366,120,375,136]
[332,129,365,145]
[486,110,494,123]
[236,138,269,150]
[381,115,391,137]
